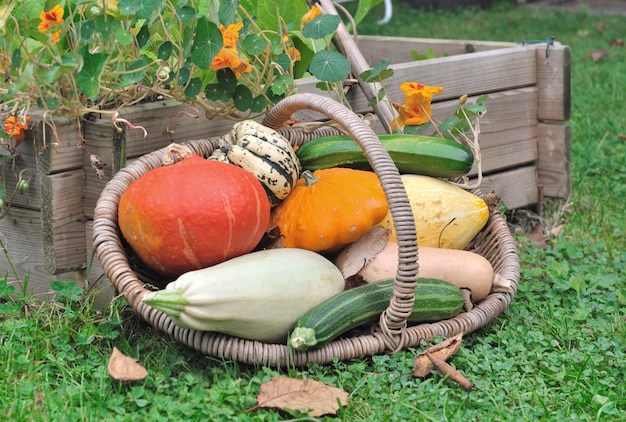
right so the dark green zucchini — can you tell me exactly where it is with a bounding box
[295,134,474,178]
[290,278,464,351]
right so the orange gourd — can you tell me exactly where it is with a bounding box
[118,154,270,277]
[270,168,388,253]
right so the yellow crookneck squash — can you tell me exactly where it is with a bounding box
[270,168,388,254]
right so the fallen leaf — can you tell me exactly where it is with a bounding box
[550,223,566,238]
[596,21,605,33]
[590,49,610,63]
[609,38,624,47]
[251,377,348,417]
[107,347,148,382]
[335,226,390,278]
[413,333,463,378]
[89,154,106,179]
[491,273,512,294]
[426,351,474,391]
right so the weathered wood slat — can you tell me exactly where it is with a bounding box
[293,44,539,123]
[356,35,517,63]
[0,207,76,300]
[536,44,571,121]
[37,115,84,174]
[537,122,571,199]
[41,169,86,274]
[1,140,44,210]
[477,165,539,209]
[429,89,539,175]
[114,100,232,159]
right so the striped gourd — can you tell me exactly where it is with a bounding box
[210,120,301,207]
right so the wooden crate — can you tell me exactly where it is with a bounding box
[0,36,570,303]
[295,36,571,209]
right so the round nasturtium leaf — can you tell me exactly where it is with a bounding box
[308,50,350,82]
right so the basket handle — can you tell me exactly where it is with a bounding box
[263,93,418,351]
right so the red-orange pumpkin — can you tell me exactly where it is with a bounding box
[118,154,270,277]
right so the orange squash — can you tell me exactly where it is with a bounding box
[118,154,270,277]
[270,168,388,253]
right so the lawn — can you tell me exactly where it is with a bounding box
[1,1,625,420]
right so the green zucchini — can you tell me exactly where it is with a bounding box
[290,277,464,351]
[295,134,474,178]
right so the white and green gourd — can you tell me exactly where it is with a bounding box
[210,120,301,207]
[141,248,346,343]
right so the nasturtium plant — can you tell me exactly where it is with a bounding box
[0,0,380,129]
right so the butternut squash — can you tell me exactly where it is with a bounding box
[335,241,505,302]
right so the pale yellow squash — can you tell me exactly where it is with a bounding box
[377,174,489,249]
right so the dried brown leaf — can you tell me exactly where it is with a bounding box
[590,49,610,63]
[107,347,147,382]
[413,333,463,378]
[596,21,606,33]
[610,38,624,47]
[491,273,512,294]
[252,377,348,417]
[89,154,106,179]
[336,226,390,278]
[426,351,474,391]
[550,223,566,238]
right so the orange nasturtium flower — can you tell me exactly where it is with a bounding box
[38,4,64,43]
[3,115,32,144]
[283,35,301,62]
[210,22,251,78]
[391,82,444,129]
[301,5,321,27]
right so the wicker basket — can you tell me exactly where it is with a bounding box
[92,93,520,367]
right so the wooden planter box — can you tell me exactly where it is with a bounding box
[0,36,570,304]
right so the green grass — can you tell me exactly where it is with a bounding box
[2,1,625,420]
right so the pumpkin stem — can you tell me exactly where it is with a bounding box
[162,143,194,166]
[301,170,320,186]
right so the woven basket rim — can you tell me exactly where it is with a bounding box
[92,93,520,367]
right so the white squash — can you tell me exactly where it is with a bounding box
[141,248,345,343]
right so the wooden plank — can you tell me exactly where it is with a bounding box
[537,122,571,199]
[535,43,571,121]
[346,46,538,115]
[470,127,538,176]
[41,169,86,274]
[114,99,232,159]
[357,35,517,64]
[428,87,538,134]
[36,114,84,174]
[427,89,539,175]
[476,165,538,210]
[0,207,76,300]
[291,45,539,123]
[82,119,125,218]
[0,140,44,210]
